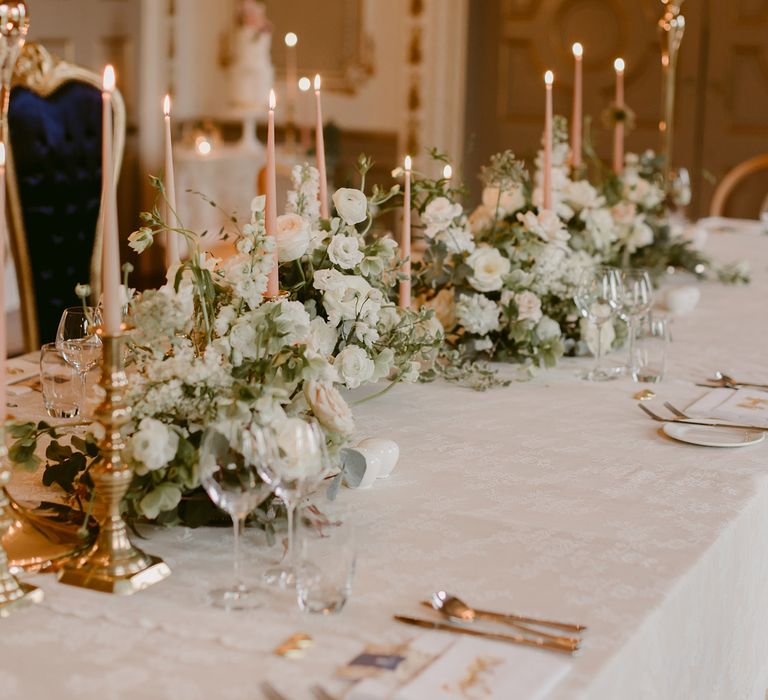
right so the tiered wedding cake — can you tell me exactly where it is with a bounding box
[228,0,274,111]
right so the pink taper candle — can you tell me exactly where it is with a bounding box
[265,89,279,298]
[314,74,329,219]
[284,32,298,123]
[101,66,121,335]
[163,95,180,267]
[543,70,554,210]
[399,155,412,310]
[613,58,625,175]
[0,143,6,419]
[571,43,583,168]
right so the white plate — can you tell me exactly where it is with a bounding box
[662,422,765,448]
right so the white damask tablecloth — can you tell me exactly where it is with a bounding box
[2,228,768,700]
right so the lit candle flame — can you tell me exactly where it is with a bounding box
[442,164,452,179]
[0,142,6,167]
[614,57,625,73]
[544,70,554,85]
[284,32,298,48]
[103,64,116,92]
[269,89,276,110]
[572,42,583,58]
[196,137,211,156]
[314,74,321,92]
[163,94,171,117]
[298,76,311,92]
[404,155,412,171]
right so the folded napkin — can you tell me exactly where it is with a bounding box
[687,388,768,429]
[350,632,572,700]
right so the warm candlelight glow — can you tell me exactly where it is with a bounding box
[404,155,412,171]
[269,89,276,110]
[0,143,5,168]
[572,42,583,58]
[298,76,311,92]
[614,57,625,73]
[284,31,298,47]
[163,94,171,116]
[544,70,554,85]
[195,137,212,156]
[442,164,452,179]
[103,64,115,92]
[314,74,321,92]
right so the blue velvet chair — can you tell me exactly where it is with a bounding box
[5,43,125,349]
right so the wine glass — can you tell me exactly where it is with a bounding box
[618,269,653,380]
[574,266,623,381]
[254,418,331,589]
[56,307,102,406]
[198,425,275,609]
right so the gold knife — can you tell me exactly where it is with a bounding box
[393,615,579,655]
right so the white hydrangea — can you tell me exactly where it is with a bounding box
[455,293,501,335]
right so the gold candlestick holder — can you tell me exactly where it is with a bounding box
[0,439,43,616]
[58,330,170,594]
[658,0,685,180]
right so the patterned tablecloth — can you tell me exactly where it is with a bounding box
[2,227,768,700]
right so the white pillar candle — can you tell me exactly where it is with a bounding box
[399,155,412,310]
[314,74,329,219]
[571,43,583,169]
[613,57,625,175]
[163,94,180,267]
[543,70,554,210]
[101,65,121,335]
[265,89,279,298]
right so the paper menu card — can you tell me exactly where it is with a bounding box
[686,388,768,429]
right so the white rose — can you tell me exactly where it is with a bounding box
[514,291,543,323]
[536,316,561,341]
[328,234,364,269]
[304,380,355,435]
[276,213,311,262]
[132,418,179,474]
[560,180,604,211]
[482,185,525,216]
[517,210,570,246]
[307,317,338,356]
[332,188,368,225]
[334,345,375,389]
[466,246,511,292]
[422,196,463,238]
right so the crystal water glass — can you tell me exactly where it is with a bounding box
[255,419,331,589]
[618,269,653,378]
[40,343,82,418]
[198,426,275,610]
[633,316,671,383]
[296,515,356,615]
[574,266,623,381]
[56,307,102,407]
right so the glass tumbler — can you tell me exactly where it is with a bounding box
[40,343,83,417]
[632,316,671,383]
[296,514,356,615]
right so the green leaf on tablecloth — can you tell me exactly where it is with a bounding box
[42,452,86,491]
[8,422,35,440]
[45,441,73,462]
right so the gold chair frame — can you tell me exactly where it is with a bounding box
[709,154,768,218]
[5,43,125,351]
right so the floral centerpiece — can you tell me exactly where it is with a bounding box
[9,160,441,527]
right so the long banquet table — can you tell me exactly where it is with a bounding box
[2,227,768,700]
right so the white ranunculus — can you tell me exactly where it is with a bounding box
[560,180,604,211]
[328,234,364,269]
[481,185,526,216]
[334,345,375,389]
[455,294,501,335]
[536,316,561,341]
[422,196,463,238]
[466,246,511,293]
[517,210,571,246]
[276,213,311,262]
[304,380,355,435]
[332,188,368,225]
[306,317,338,356]
[273,299,311,345]
[132,418,179,474]
[514,291,543,323]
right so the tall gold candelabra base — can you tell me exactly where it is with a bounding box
[0,448,43,616]
[58,331,170,595]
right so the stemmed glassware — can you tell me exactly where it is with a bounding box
[574,266,623,381]
[254,418,331,589]
[618,269,653,380]
[198,425,275,610]
[56,307,102,408]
